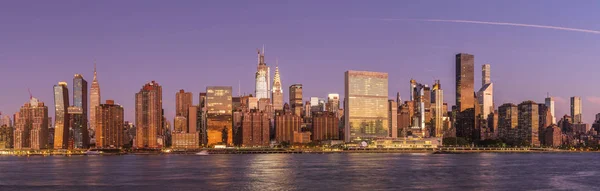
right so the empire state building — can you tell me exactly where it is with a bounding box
[255,48,270,99]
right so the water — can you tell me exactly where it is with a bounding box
[0,153,599,191]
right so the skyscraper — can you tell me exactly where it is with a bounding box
[518,101,540,146]
[455,53,476,141]
[176,89,193,117]
[53,82,70,149]
[344,70,388,142]
[72,74,89,148]
[275,104,301,143]
[89,64,101,147]
[545,95,556,124]
[432,80,445,138]
[312,112,339,141]
[272,64,284,111]
[289,84,303,116]
[240,111,270,147]
[14,97,49,150]
[498,103,518,143]
[135,81,163,148]
[571,96,582,124]
[326,94,340,112]
[477,64,493,118]
[255,48,270,100]
[388,100,398,138]
[206,86,233,146]
[95,100,124,148]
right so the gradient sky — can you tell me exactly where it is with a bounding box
[1,0,599,124]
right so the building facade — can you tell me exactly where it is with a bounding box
[96,100,124,148]
[498,103,518,144]
[344,70,389,142]
[518,101,540,146]
[240,111,270,147]
[289,84,303,116]
[69,106,89,149]
[432,80,445,138]
[206,86,233,146]
[255,48,270,100]
[272,65,284,111]
[53,82,70,149]
[14,98,49,150]
[312,112,339,141]
[275,108,302,143]
[455,53,476,142]
[388,100,398,138]
[571,96,582,124]
[135,81,163,148]
[545,96,556,124]
[90,65,101,148]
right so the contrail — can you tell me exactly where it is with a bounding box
[380,18,600,34]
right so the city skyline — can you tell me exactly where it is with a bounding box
[1,1,600,125]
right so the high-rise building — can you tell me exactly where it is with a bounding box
[240,111,270,147]
[174,116,187,133]
[0,124,13,149]
[344,70,388,142]
[477,64,494,118]
[255,48,270,100]
[89,64,101,148]
[14,97,49,150]
[72,74,88,127]
[518,101,540,146]
[432,80,445,138]
[53,82,70,149]
[312,112,339,141]
[272,64,284,111]
[289,84,303,116]
[455,53,476,142]
[570,96,582,124]
[1,116,12,127]
[304,101,312,119]
[198,93,208,145]
[135,81,163,148]
[176,89,193,117]
[326,94,340,112]
[545,95,556,124]
[498,103,518,143]
[95,100,124,148]
[188,106,198,133]
[275,106,302,143]
[206,86,233,146]
[69,106,89,149]
[388,100,398,138]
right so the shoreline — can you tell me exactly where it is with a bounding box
[1,148,597,156]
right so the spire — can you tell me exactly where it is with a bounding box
[93,60,97,82]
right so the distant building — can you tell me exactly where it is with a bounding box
[572,123,589,134]
[498,103,518,144]
[545,96,556,124]
[304,101,312,119]
[176,89,193,117]
[455,53,476,142]
[95,100,124,148]
[174,116,187,133]
[171,133,199,149]
[388,100,398,138]
[344,70,388,142]
[312,112,339,141]
[397,103,411,138]
[240,111,270,147]
[570,96,582,124]
[275,106,301,143]
[255,48,270,99]
[432,80,445,138]
[135,81,163,149]
[326,94,340,114]
[90,64,101,148]
[272,65,284,111]
[69,106,89,149]
[518,101,540,146]
[206,86,233,146]
[293,131,311,144]
[477,64,494,119]
[0,125,13,149]
[289,84,303,116]
[544,125,562,147]
[53,82,70,149]
[14,98,49,150]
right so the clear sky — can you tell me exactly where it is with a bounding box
[1,0,599,124]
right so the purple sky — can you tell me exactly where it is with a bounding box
[1,0,599,124]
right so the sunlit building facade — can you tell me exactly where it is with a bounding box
[571,96,582,124]
[518,101,540,146]
[95,100,124,148]
[53,82,70,149]
[90,65,101,148]
[275,106,302,143]
[135,81,163,148]
[272,65,284,111]
[344,70,389,142]
[455,53,476,141]
[206,86,233,146]
[289,84,303,116]
[14,98,49,150]
[255,48,270,100]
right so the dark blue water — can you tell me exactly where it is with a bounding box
[0,153,598,191]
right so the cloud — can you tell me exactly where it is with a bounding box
[379,18,600,35]
[587,96,600,105]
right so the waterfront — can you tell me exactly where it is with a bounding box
[0,153,599,191]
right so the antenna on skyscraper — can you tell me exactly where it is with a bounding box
[28,88,32,99]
